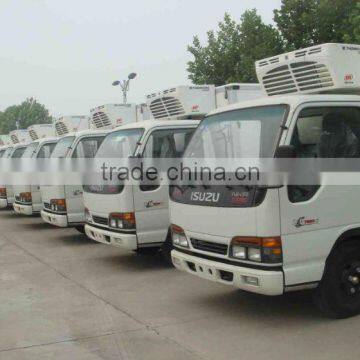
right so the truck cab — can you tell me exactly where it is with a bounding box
[170,43,360,318]
[84,84,261,259]
[13,137,58,215]
[40,129,107,230]
[0,130,32,209]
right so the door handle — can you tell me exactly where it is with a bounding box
[73,190,83,196]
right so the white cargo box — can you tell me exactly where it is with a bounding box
[9,129,32,144]
[215,83,262,108]
[136,103,151,121]
[256,43,360,96]
[55,116,89,136]
[90,104,139,130]
[28,124,55,141]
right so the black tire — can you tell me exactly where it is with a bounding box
[75,225,85,234]
[161,233,174,266]
[135,247,160,256]
[314,240,360,319]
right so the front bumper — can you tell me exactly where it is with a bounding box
[41,210,68,228]
[85,224,138,250]
[13,203,34,216]
[171,250,284,296]
[0,198,8,208]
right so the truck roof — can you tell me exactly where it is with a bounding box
[208,94,360,117]
[110,119,201,133]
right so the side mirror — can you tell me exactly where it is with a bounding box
[275,145,296,158]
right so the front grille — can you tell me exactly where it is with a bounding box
[91,111,112,129]
[29,129,38,141]
[92,215,108,226]
[190,238,228,255]
[149,97,185,119]
[55,122,69,136]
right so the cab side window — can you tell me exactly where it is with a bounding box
[72,137,104,158]
[289,107,360,203]
[142,128,195,158]
[37,143,56,158]
[140,128,195,191]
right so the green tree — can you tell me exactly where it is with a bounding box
[187,10,284,85]
[0,98,52,134]
[274,0,360,49]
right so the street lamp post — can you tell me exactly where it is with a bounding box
[112,73,137,104]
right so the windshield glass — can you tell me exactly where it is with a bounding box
[0,149,5,158]
[184,105,287,159]
[51,136,75,158]
[37,142,57,158]
[21,142,39,158]
[96,128,144,158]
[4,147,13,158]
[11,146,27,158]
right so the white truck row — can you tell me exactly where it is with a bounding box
[1,43,360,319]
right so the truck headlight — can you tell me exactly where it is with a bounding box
[109,212,136,230]
[171,224,189,248]
[230,236,282,264]
[20,192,32,204]
[0,187,7,198]
[232,245,246,260]
[50,199,67,212]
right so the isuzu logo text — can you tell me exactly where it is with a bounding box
[190,192,220,203]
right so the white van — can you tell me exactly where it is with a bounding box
[84,84,261,260]
[0,130,32,209]
[170,43,360,318]
[13,136,58,215]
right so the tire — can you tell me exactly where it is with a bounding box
[75,225,85,234]
[161,233,174,266]
[135,247,160,255]
[314,240,360,319]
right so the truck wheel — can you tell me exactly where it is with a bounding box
[314,240,360,319]
[161,233,174,266]
[75,225,85,234]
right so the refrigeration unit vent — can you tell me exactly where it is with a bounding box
[55,121,69,136]
[149,97,186,119]
[91,112,112,129]
[256,43,360,96]
[262,61,333,96]
[146,85,216,120]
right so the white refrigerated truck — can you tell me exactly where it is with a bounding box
[13,124,58,215]
[0,130,32,208]
[170,43,360,318]
[40,106,140,231]
[83,84,261,260]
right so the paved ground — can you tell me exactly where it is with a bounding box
[1,209,360,360]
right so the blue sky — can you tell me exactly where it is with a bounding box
[0,0,282,116]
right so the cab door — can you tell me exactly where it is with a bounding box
[67,135,105,224]
[279,103,360,287]
[133,126,197,246]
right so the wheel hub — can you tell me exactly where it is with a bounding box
[342,262,360,297]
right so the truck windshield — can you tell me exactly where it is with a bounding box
[37,142,57,158]
[184,105,287,159]
[4,147,13,158]
[171,105,288,208]
[21,142,39,158]
[51,136,75,158]
[11,146,27,158]
[96,128,144,158]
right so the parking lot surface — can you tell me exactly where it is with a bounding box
[1,209,360,360]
